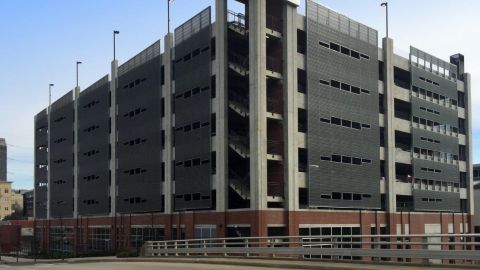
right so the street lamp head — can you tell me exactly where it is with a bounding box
[49,83,54,87]
[380,2,388,7]
[114,30,120,34]
[76,61,82,65]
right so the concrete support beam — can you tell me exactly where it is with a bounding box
[33,114,37,218]
[283,1,298,235]
[164,33,174,214]
[109,60,118,217]
[464,73,474,216]
[215,0,228,215]
[73,86,80,218]
[382,37,396,214]
[249,0,267,213]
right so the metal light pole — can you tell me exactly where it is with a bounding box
[168,0,175,33]
[49,84,54,110]
[381,2,389,38]
[113,30,120,60]
[76,61,82,88]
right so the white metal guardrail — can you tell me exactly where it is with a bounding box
[143,234,480,264]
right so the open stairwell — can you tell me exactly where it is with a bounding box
[229,90,249,117]
[228,131,249,159]
[229,169,250,200]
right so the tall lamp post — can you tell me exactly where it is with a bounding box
[49,84,54,109]
[380,2,389,38]
[113,30,120,60]
[76,61,82,88]
[168,0,175,33]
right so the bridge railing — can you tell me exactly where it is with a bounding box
[143,234,480,264]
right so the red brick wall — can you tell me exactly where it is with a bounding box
[26,210,474,253]
[0,225,21,253]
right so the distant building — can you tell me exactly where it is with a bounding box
[22,190,33,218]
[0,138,6,181]
[11,189,24,217]
[474,164,479,237]
[0,181,13,219]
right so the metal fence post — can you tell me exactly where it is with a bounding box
[223,239,227,257]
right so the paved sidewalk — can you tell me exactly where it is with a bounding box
[1,256,478,269]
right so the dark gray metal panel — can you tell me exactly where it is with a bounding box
[116,49,163,214]
[49,91,74,218]
[413,158,459,183]
[410,46,458,100]
[411,97,458,128]
[306,0,380,209]
[34,109,48,219]
[413,189,460,212]
[78,76,110,216]
[409,47,461,212]
[174,7,212,211]
[412,128,459,155]
[0,139,6,181]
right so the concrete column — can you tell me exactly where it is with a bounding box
[33,115,37,218]
[249,0,267,212]
[163,33,174,214]
[213,1,229,236]
[283,0,299,235]
[382,37,396,214]
[109,60,118,217]
[215,0,228,214]
[47,103,51,219]
[73,86,80,218]
[463,73,474,216]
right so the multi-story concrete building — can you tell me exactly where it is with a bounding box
[0,138,6,181]
[33,0,474,255]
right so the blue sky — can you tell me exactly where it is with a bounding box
[0,0,478,189]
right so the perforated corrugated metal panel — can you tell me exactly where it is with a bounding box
[118,41,161,77]
[306,0,380,209]
[412,128,459,155]
[413,189,460,212]
[173,8,212,211]
[116,55,163,214]
[34,109,48,219]
[78,78,110,216]
[49,91,74,218]
[411,97,458,127]
[413,159,459,183]
[175,7,211,45]
[307,1,377,46]
[410,47,458,83]
[80,75,109,96]
[410,47,460,210]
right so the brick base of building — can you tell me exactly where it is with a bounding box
[16,210,473,255]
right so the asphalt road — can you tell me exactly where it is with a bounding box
[0,262,287,270]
